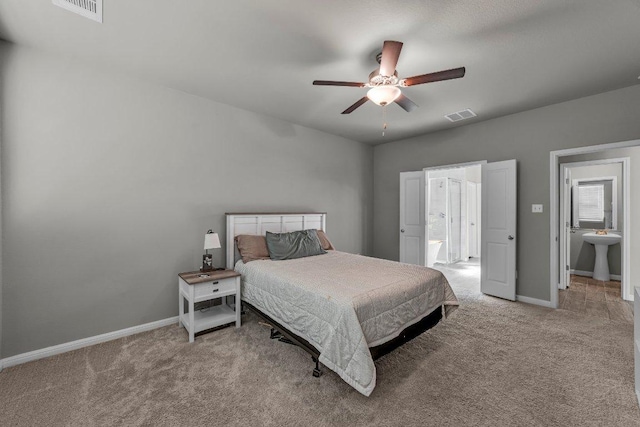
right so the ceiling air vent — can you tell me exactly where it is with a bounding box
[445,108,477,123]
[53,0,102,23]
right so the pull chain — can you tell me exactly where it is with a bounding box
[382,104,387,137]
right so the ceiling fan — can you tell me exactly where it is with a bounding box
[313,40,466,114]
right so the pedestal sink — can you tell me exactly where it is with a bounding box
[582,232,622,281]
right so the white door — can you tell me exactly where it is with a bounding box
[468,181,478,258]
[449,179,462,262]
[400,171,425,266]
[481,160,517,300]
[477,183,482,258]
[559,166,572,290]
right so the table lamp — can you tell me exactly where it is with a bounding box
[202,230,222,272]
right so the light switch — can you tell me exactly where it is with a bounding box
[532,204,544,213]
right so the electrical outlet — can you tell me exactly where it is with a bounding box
[532,204,544,213]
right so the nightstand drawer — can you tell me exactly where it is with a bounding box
[194,277,236,299]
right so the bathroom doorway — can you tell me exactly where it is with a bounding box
[401,158,517,300]
[425,163,483,290]
[551,140,639,309]
[558,158,630,316]
[427,177,463,264]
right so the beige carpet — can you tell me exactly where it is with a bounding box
[1,283,638,426]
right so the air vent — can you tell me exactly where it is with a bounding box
[445,108,477,123]
[53,0,102,23]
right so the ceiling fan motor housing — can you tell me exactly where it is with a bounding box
[368,69,399,86]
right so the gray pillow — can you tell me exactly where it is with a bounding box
[265,229,327,260]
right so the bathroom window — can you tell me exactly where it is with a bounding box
[572,176,617,230]
[577,184,604,222]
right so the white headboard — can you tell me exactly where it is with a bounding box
[225,212,327,269]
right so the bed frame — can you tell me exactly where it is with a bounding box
[225,212,443,377]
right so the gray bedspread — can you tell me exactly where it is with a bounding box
[235,251,458,396]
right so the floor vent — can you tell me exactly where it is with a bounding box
[445,108,477,122]
[53,0,102,23]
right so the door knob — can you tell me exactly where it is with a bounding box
[401,229,405,233]
[508,235,514,240]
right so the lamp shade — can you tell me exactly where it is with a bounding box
[367,85,401,106]
[204,232,221,250]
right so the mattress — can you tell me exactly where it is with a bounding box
[235,251,459,396]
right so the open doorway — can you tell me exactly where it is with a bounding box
[426,164,482,270]
[400,159,517,301]
[424,162,483,296]
[557,158,629,319]
[550,139,639,312]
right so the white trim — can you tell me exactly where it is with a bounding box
[516,295,554,308]
[552,139,640,157]
[561,158,630,168]
[570,269,622,282]
[423,160,487,172]
[559,166,571,290]
[0,316,178,369]
[549,143,559,307]
[635,287,640,408]
[624,158,631,300]
[551,140,639,309]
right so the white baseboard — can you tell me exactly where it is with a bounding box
[0,316,178,370]
[516,295,554,308]
[570,269,622,281]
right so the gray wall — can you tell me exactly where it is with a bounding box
[373,84,640,301]
[567,163,622,276]
[0,42,373,358]
[561,146,640,292]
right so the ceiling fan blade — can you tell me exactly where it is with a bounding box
[379,41,403,77]
[394,93,418,112]
[341,97,369,114]
[313,80,366,87]
[403,67,466,86]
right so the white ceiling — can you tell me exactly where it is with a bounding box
[1,1,639,145]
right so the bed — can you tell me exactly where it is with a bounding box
[226,213,458,396]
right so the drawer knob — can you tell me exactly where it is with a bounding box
[212,288,219,293]
[212,281,219,284]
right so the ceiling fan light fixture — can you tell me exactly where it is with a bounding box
[367,85,401,106]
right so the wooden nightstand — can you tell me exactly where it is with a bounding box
[178,269,241,342]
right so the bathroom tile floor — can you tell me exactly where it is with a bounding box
[558,275,633,323]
